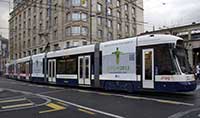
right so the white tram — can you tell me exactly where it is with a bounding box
[6,34,197,92]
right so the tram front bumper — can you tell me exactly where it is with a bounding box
[155,81,197,92]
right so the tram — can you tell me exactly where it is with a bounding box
[5,34,197,92]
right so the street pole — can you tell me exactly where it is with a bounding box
[43,0,52,83]
[89,0,92,44]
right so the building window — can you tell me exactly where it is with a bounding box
[33,49,37,55]
[28,39,31,47]
[54,44,59,51]
[125,4,128,11]
[81,12,87,21]
[23,11,26,19]
[97,30,103,38]
[33,15,36,25]
[39,48,43,53]
[66,41,70,48]
[108,32,112,41]
[107,19,112,28]
[72,12,80,21]
[39,35,43,43]
[65,27,71,36]
[39,11,43,21]
[72,0,81,6]
[46,20,49,29]
[23,41,26,48]
[23,52,26,57]
[33,37,36,46]
[97,17,102,25]
[125,14,129,21]
[72,26,81,35]
[107,0,112,4]
[28,19,31,28]
[82,27,88,36]
[54,17,58,26]
[133,17,136,25]
[39,24,43,31]
[53,30,58,40]
[71,12,88,21]
[132,7,135,15]
[82,41,87,45]
[66,12,71,22]
[117,0,120,7]
[117,34,121,39]
[28,51,31,56]
[107,8,112,16]
[97,3,102,13]
[65,0,70,8]
[132,28,136,36]
[117,23,121,31]
[33,5,36,12]
[71,0,87,7]
[28,8,31,16]
[23,21,26,29]
[33,26,36,34]
[125,25,129,33]
[117,11,121,18]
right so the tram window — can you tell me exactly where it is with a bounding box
[155,45,176,75]
[20,63,26,74]
[65,58,77,74]
[136,47,142,75]
[85,58,89,78]
[57,57,77,74]
[57,59,66,74]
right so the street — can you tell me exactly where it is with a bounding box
[0,78,199,118]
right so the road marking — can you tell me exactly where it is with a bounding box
[78,108,95,115]
[38,94,125,118]
[57,102,69,107]
[121,95,194,106]
[0,98,26,103]
[74,89,194,106]
[77,90,92,93]
[47,86,61,89]
[0,88,51,112]
[168,107,200,118]
[97,92,112,96]
[1,103,34,109]
[39,103,66,114]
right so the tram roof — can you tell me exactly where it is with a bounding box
[137,34,183,46]
[16,56,31,63]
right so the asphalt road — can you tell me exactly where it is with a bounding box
[0,78,199,118]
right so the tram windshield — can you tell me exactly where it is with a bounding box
[174,41,193,74]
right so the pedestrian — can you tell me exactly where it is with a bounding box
[196,64,200,80]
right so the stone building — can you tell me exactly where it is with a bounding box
[9,0,144,60]
[0,35,9,75]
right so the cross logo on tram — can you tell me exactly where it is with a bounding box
[112,48,124,64]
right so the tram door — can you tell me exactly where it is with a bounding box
[78,56,91,85]
[25,62,29,80]
[48,59,56,83]
[142,49,154,89]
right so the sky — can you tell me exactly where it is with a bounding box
[144,0,200,31]
[0,0,10,38]
[0,0,200,38]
